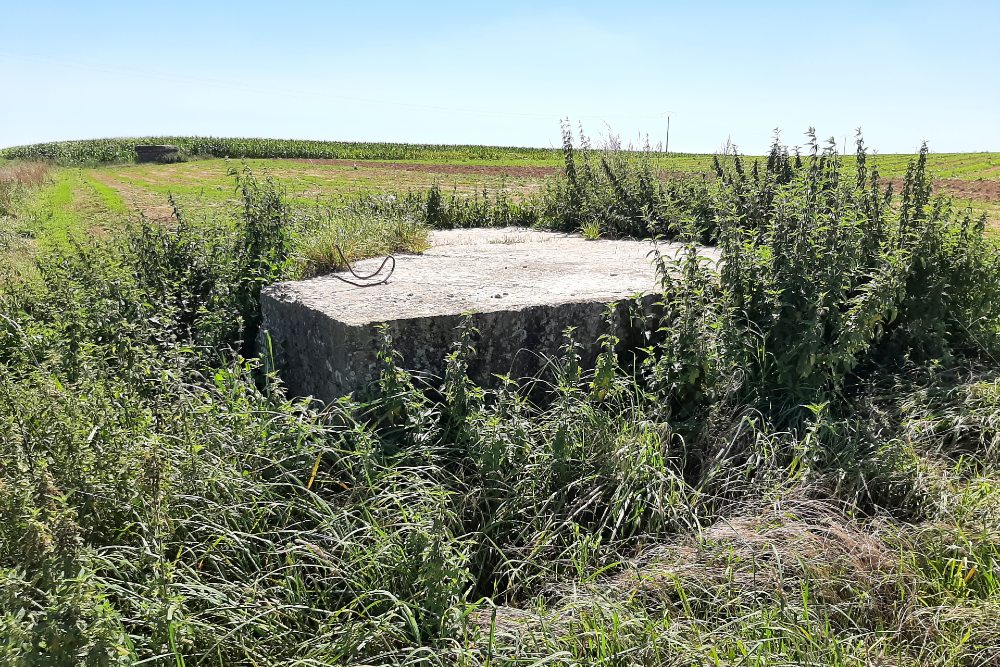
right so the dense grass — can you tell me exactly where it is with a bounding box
[0,162,49,217]
[2,133,1000,665]
[0,162,53,279]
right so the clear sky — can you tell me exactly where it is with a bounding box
[2,0,998,154]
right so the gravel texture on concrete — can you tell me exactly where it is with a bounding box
[260,228,716,401]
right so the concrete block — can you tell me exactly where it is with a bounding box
[135,144,182,163]
[259,228,713,401]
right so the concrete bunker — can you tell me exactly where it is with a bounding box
[135,144,182,163]
[259,228,714,402]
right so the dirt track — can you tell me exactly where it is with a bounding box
[935,178,1000,201]
[881,177,1000,204]
[89,171,176,222]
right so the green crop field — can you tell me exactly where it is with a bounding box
[2,134,1000,665]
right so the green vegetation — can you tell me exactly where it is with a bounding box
[0,162,54,279]
[1,168,134,280]
[0,162,49,218]
[25,170,82,247]
[0,136,563,166]
[4,134,996,260]
[3,135,998,180]
[83,173,129,216]
[283,189,430,278]
[540,126,1000,238]
[2,131,1000,665]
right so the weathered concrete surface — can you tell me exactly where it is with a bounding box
[260,228,715,401]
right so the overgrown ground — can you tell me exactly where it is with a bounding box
[1,132,1000,665]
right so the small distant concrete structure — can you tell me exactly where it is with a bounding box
[135,144,181,163]
[260,228,715,401]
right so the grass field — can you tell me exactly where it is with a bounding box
[3,136,999,176]
[3,137,999,262]
[2,135,1000,665]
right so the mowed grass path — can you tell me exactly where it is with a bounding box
[10,169,125,248]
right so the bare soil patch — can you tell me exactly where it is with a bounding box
[936,178,1000,201]
[884,177,1000,203]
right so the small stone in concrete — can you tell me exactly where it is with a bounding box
[259,228,716,401]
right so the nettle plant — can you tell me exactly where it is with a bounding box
[649,131,1000,420]
[543,121,717,241]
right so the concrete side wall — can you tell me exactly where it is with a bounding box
[259,293,657,402]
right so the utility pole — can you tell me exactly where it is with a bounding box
[661,111,674,153]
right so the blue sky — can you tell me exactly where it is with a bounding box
[2,0,998,153]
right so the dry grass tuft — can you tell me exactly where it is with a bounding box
[616,499,899,606]
[294,208,430,278]
[471,499,1000,663]
[0,162,50,217]
[471,499,904,638]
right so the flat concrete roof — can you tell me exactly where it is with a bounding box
[265,228,712,326]
[259,227,718,399]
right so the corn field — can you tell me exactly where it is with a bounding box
[0,137,562,165]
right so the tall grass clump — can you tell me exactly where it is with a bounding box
[421,183,539,229]
[1,162,53,281]
[292,183,536,277]
[342,183,538,232]
[295,203,430,277]
[0,162,49,218]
